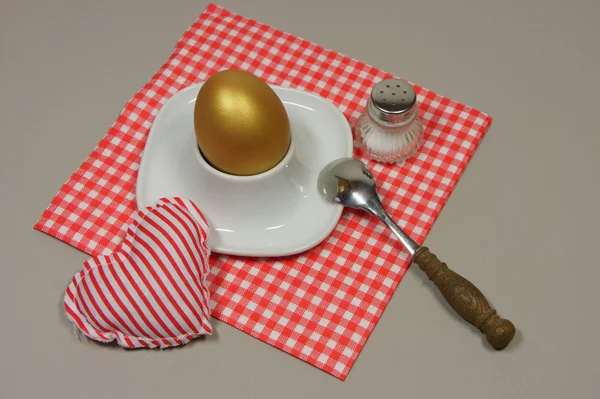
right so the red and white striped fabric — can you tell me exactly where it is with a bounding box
[64,197,212,348]
[37,4,492,379]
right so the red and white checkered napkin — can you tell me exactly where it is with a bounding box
[36,3,492,379]
[64,197,212,348]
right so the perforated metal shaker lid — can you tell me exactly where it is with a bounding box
[368,78,417,124]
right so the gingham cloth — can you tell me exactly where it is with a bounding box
[64,197,213,348]
[35,3,492,379]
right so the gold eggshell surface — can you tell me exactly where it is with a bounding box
[193,70,291,176]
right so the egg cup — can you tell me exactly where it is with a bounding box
[137,82,353,257]
[192,130,301,219]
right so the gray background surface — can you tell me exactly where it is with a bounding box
[1,0,599,398]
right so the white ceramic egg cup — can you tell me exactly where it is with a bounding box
[137,82,353,257]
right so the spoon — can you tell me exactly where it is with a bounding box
[318,157,515,349]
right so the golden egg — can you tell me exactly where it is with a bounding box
[193,70,291,176]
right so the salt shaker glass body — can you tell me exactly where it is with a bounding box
[356,79,424,164]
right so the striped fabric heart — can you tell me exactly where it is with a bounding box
[64,197,213,348]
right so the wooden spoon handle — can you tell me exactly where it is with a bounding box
[413,247,515,349]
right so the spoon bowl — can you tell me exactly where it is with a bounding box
[318,157,420,255]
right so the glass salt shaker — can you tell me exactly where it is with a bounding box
[356,78,424,164]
